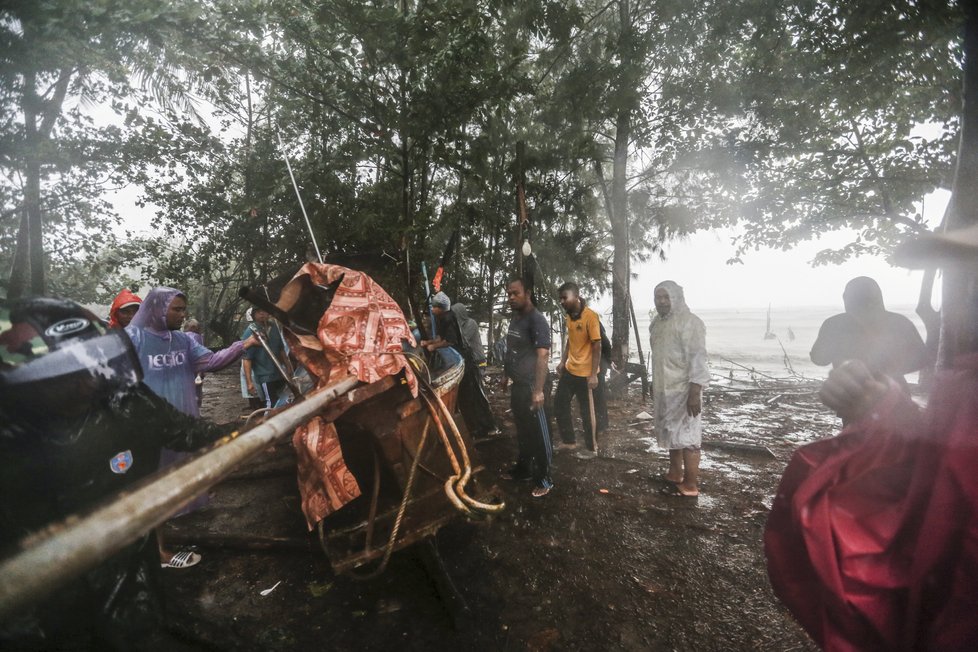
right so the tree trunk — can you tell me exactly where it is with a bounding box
[608,0,635,378]
[940,0,978,364]
[7,209,30,299]
[22,69,45,295]
[609,107,632,371]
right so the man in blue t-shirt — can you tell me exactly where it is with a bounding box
[501,278,554,497]
[242,308,288,409]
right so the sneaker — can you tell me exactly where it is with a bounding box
[531,484,552,498]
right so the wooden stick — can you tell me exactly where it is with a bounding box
[588,387,598,456]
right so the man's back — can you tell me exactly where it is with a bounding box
[810,310,927,381]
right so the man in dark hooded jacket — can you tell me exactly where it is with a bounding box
[0,297,229,650]
[420,292,498,438]
[810,276,928,390]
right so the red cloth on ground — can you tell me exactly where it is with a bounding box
[284,263,417,529]
[107,289,142,329]
[765,354,978,651]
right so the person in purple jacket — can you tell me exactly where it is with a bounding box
[126,288,258,417]
[126,287,259,567]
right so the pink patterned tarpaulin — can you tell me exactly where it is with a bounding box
[284,263,417,529]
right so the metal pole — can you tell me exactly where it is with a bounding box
[0,375,359,619]
[276,131,323,264]
[421,261,437,338]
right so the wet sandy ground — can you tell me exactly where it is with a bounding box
[163,368,829,651]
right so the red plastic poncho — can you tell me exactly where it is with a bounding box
[765,354,978,651]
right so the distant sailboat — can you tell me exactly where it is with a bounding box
[787,326,796,341]
[764,304,777,340]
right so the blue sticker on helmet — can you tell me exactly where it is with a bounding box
[110,450,133,474]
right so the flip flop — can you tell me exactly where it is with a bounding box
[655,474,682,485]
[658,484,698,498]
[161,550,202,569]
[531,485,552,498]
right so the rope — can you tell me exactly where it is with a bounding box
[343,417,432,580]
[419,392,471,515]
[363,444,381,553]
[425,384,505,514]
[243,407,273,428]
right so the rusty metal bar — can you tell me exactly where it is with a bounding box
[0,375,359,619]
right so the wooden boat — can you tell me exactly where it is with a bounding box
[232,266,501,578]
[312,354,496,576]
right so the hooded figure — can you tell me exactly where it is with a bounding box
[451,303,486,365]
[420,294,497,437]
[126,287,253,417]
[810,276,928,389]
[649,281,710,452]
[107,289,142,329]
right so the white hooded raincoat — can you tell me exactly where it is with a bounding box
[648,281,710,450]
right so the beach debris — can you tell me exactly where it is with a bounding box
[766,393,783,405]
[632,575,661,594]
[635,411,654,420]
[701,440,776,459]
[598,488,610,494]
[307,581,333,597]
[626,468,639,474]
[259,580,282,596]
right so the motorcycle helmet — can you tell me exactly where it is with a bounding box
[0,297,142,418]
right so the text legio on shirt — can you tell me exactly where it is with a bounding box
[146,351,188,370]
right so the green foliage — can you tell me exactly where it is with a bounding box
[731,0,962,263]
[1,0,968,341]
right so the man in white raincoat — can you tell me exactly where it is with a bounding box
[649,280,709,497]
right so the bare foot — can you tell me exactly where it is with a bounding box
[663,474,683,484]
[677,483,699,497]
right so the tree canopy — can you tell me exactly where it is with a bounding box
[0,0,967,350]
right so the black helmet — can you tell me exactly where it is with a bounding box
[0,297,142,418]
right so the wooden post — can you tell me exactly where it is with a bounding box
[628,293,649,398]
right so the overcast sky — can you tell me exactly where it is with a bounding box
[596,189,949,314]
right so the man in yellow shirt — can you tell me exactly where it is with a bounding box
[555,281,604,455]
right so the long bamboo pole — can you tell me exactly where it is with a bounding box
[0,375,359,619]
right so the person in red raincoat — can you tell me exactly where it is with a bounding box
[765,224,978,651]
[108,289,142,329]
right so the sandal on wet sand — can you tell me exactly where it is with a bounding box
[161,550,201,569]
[658,484,698,498]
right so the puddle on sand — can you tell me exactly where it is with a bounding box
[693,494,718,509]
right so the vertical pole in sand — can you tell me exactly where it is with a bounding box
[588,387,598,456]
